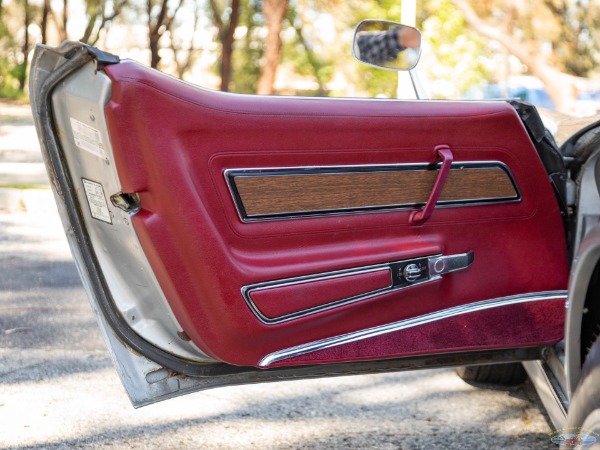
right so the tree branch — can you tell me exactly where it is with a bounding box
[450,0,590,113]
[208,0,223,35]
[451,0,534,65]
[163,0,182,31]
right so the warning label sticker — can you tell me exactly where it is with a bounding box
[70,118,106,159]
[82,178,112,224]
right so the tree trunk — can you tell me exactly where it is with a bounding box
[292,20,326,96]
[209,0,241,91]
[50,0,68,41]
[41,0,51,44]
[61,0,68,40]
[19,0,30,91]
[148,0,180,69]
[80,0,128,45]
[148,0,166,68]
[218,0,241,92]
[256,0,288,95]
[170,2,202,79]
[81,11,99,44]
[149,33,161,68]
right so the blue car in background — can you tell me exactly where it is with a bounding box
[465,78,556,110]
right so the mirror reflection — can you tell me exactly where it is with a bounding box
[353,20,422,71]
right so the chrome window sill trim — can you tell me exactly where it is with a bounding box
[258,290,568,367]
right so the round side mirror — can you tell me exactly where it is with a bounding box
[352,20,422,71]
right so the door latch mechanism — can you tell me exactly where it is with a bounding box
[393,251,474,287]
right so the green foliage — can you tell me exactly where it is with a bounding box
[264,0,409,98]
[421,0,491,98]
[230,0,263,94]
[357,68,401,98]
[343,0,408,97]
[281,3,334,96]
[542,0,600,77]
[0,7,27,100]
[328,0,402,98]
[0,76,27,100]
[463,0,600,78]
[0,0,596,101]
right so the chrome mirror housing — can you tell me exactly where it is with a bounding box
[352,20,422,71]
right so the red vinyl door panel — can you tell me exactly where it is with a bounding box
[103,61,568,367]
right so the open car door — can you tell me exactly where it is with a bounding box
[30,42,568,407]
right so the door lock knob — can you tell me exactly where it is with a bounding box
[403,263,422,282]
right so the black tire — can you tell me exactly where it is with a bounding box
[563,335,600,448]
[455,362,527,386]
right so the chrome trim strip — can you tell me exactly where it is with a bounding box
[241,252,474,325]
[226,160,516,173]
[243,252,473,324]
[522,360,567,429]
[223,161,521,222]
[242,263,396,325]
[258,290,568,367]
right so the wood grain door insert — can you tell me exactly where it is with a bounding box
[228,163,519,220]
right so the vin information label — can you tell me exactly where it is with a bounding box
[70,117,106,159]
[82,178,112,224]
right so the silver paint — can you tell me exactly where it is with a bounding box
[50,60,212,362]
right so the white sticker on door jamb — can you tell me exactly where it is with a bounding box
[70,117,106,159]
[82,178,112,224]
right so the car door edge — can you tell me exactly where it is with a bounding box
[29,42,563,407]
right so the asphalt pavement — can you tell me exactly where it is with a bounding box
[0,101,558,449]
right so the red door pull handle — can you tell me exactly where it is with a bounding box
[410,145,453,224]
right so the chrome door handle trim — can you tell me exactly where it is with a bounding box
[428,251,474,277]
[242,251,474,325]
